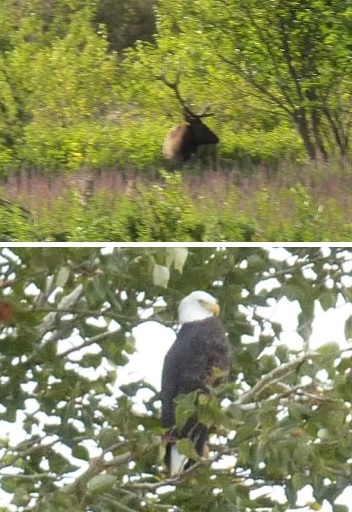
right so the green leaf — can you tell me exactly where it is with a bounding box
[51,489,77,508]
[87,474,116,493]
[319,291,337,311]
[317,428,330,440]
[48,452,71,474]
[166,247,188,273]
[98,428,119,450]
[152,263,170,288]
[317,342,341,364]
[71,444,90,461]
[2,476,20,493]
[275,344,289,363]
[333,506,349,512]
[247,253,267,272]
[344,315,352,340]
[175,391,198,428]
[176,438,199,461]
[56,266,71,287]
[259,354,277,373]
[11,486,31,507]
[292,472,307,491]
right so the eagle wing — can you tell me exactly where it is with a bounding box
[160,317,231,475]
[161,346,181,428]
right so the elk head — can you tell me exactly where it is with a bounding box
[159,71,219,169]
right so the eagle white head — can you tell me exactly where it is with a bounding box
[178,290,220,325]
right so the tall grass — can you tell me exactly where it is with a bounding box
[1,159,352,241]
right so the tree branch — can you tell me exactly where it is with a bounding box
[123,447,234,492]
[52,329,116,359]
[235,351,318,404]
[33,306,175,327]
[0,438,59,470]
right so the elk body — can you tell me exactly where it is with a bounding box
[160,72,219,170]
[163,112,219,165]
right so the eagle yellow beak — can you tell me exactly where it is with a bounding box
[206,302,220,316]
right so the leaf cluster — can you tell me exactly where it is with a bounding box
[0,247,351,511]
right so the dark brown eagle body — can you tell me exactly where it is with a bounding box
[161,315,231,474]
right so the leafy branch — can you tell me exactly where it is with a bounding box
[236,351,318,405]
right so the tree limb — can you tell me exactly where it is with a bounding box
[235,351,318,404]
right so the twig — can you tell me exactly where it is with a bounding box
[0,473,57,481]
[0,438,59,470]
[34,307,175,327]
[101,452,132,469]
[235,351,318,405]
[123,448,234,492]
[57,330,118,359]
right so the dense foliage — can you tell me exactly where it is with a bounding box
[153,0,352,160]
[0,0,351,176]
[1,172,352,241]
[0,246,351,512]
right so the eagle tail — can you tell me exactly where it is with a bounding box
[165,424,208,476]
[166,443,188,476]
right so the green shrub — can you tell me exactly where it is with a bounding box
[0,200,37,241]
[1,170,351,241]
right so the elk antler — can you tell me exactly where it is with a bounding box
[158,70,213,119]
[197,104,214,118]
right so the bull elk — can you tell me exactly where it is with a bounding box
[159,72,219,170]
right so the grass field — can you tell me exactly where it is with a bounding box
[1,159,352,241]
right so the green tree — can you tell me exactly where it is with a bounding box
[95,0,156,53]
[146,0,352,160]
[0,0,120,172]
[0,246,352,511]
[0,0,33,169]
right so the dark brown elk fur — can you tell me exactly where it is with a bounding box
[163,112,219,165]
[159,71,219,170]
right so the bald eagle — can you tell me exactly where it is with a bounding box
[161,291,231,475]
